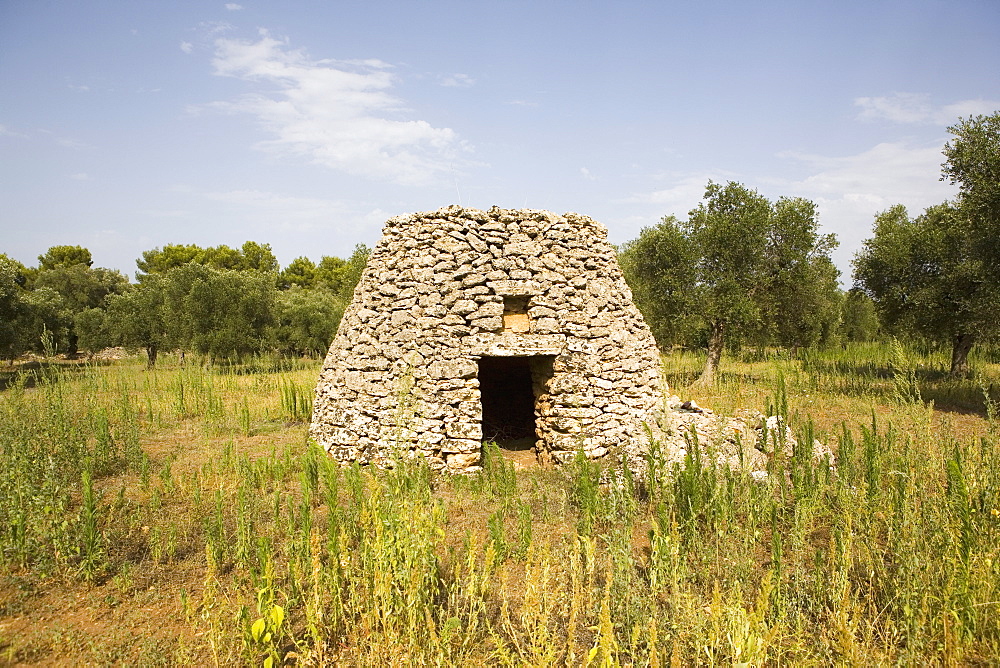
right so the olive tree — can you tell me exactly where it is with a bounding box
[33,250,129,356]
[942,112,1000,275]
[853,202,994,376]
[274,287,345,356]
[621,181,839,386]
[758,197,841,352]
[619,216,700,349]
[853,112,1000,376]
[160,264,278,362]
[99,277,169,367]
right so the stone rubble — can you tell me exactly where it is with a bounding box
[659,395,836,477]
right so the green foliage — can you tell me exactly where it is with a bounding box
[84,264,284,364]
[135,243,204,276]
[840,288,879,342]
[621,181,840,383]
[853,113,1000,376]
[1,248,131,357]
[274,287,344,357]
[5,238,372,363]
[74,307,111,352]
[33,262,130,355]
[77,469,107,583]
[277,256,317,289]
[37,245,93,270]
[161,264,278,362]
[942,112,1000,275]
[136,241,279,278]
[196,244,245,271]
[18,287,69,353]
[618,215,700,347]
[240,241,279,273]
[279,377,313,422]
[312,244,370,299]
[313,255,346,290]
[687,181,773,326]
[854,201,996,375]
[100,276,169,365]
[758,197,841,350]
[33,265,129,314]
[0,252,29,285]
[0,255,31,359]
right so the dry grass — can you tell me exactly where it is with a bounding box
[0,343,997,665]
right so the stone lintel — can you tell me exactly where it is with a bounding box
[465,333,566,357]
[488,280,541,296]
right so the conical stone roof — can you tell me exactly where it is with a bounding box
[310,205,666,472]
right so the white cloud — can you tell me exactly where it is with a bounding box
[203,189,363,231]
[225,3,244,10]
[0,124,29,139]
[68,84,90,92]
[855,93,1000,125]
[775,141,958,277]
[776,141,955,216]
[439,73,475,88]
[198,21,235,38]
[70,172,91,180]
[507,100,538,107]
[180,41,194,54]
[624,171,731,213]
[580,167,596,181]
[56,137,89,150]
[939,99,1000,121]
[205,32,466,185]
[38,129,91,150]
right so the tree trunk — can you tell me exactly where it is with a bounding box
[66,331,79,358]
[145,344,158,369]
[950,332,975,377]
[694,320,725,387]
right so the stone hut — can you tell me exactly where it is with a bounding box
[310,206,665,473]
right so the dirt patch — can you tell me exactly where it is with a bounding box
[0,559,211,665]
[496,437,547,469]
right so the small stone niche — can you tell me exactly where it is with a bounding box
[502,295,531,333]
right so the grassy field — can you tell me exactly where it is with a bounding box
[0,343,998,665]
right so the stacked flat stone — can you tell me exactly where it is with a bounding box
[310,205,666,473]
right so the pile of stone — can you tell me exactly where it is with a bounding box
[89,347,134,361]
[658,395,836,478]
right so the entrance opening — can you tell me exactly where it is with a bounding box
[478,356,553,454]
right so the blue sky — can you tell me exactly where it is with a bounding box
[2,0,998,282]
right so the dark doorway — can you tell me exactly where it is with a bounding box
[478,356,553,448]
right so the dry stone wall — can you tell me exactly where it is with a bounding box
[310,205,666,473]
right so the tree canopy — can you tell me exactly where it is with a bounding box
[37,245,93,270]
[1,240,368,364]
[136,241,278,279]
[621,181,839,386]
[0,255,30,360]
[618,216,699,348]
[942,113,1000,271]
[32,249,129,356]
[840,289,879,342]
[853,111,1000,376]
[853,202,995,376]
